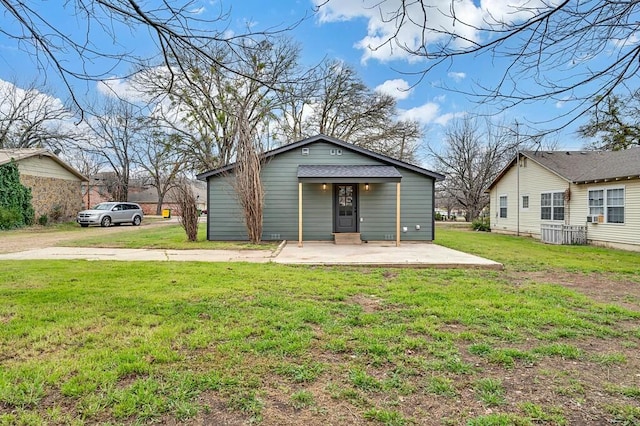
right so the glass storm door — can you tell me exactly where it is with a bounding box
[334,184,357,233]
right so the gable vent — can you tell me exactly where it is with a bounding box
[301,148,309,156]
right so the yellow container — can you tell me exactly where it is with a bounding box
[162,209,171,218]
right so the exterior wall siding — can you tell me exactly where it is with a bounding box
[17,156,80,181]
[570,180,640,250]
[207,141,435,241]
[490,158,570,236]
[490,156,640,250]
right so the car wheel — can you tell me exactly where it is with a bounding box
[132,215,142,226]
[80,224,89,228]
[101,216,112,227]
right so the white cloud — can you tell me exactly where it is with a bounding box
[399,100,467,127]
[190,6,206,15]
[97,78,147,102]
[399,102,440,125]
[611,33,639,48]
[374,79,412,100]
[314,0,555,63]
[447,72,466,82]
[433,111,466,126]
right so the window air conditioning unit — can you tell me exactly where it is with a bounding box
[587,214,603,223]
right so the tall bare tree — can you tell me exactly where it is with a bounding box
[135,130,188,215]
[317,1,640,132]
[83,100,146,201]
[432,117,525,221]
[139,36,302,173]
[276,60,422,162]
[0,79,82,150]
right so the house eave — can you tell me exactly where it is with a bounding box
[196,134,445,182]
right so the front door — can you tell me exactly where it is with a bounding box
[334,184,358,233]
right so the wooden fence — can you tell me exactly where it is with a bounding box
[540,224,588,245]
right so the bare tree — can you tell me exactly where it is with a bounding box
[83,100,146,201]
[139,36,302,173]
[173,179,199,242]
[135,130,187,215]
[317,1,640,132]
[1,1,301,115]
[0,79,82,150]
[276,60,422,162]
[233,112,264,244]
[432,117,525,221]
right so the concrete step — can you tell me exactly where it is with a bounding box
[334,233,362,245]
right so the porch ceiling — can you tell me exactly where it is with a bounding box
[297,165,402,183]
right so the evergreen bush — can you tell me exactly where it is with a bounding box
[0,207,23,229]
[472,217,491,232]
[0,160,35,228]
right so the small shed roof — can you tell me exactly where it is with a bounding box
[297,165,402,183]
[0,148,88,181]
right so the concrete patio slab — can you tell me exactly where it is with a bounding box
[0,247,273,262]
[274,241,502,269]
[0,241,502,269]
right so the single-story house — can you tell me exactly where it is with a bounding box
[0,148,87,221]
[196,134,445,245]
[487,147,640,251]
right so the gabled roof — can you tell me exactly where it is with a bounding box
[0,148,88,181]
[196,134,445,181]
[488,147,640,189]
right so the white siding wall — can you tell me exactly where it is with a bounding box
[571,180,640,249]
[489,158,569,236]
[17,156,81,181]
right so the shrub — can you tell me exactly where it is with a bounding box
[38,214,49,226]
[472,217,491,232]
[0,160,35,227]
[0,206,23,230]
[435,212,444,221]
[50,204,63,222]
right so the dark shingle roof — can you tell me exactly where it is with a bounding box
[197,134,444,181]
[297,165,402,179]
[522,148,640,183]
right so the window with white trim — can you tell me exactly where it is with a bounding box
[499,195,507,218]
[541,191,565,221]
[588,190,604,216]
[521,195,529,210]
[590,188,624,223]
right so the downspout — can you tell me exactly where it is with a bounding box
[517,151,520,236]
[431,179,436,242]
[206,178,211,241]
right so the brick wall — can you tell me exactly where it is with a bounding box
[20,175,84,222]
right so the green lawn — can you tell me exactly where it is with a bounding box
[1,230,639,425]
[60,222,275,250]
[436,226,640,273]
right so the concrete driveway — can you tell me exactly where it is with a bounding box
[0,241,502,269]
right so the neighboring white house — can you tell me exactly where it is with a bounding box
[487,148,640,251]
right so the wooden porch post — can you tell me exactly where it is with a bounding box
[396,182,401,247]
[298,182,303,247]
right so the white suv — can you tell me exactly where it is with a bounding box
[77,202,144,227]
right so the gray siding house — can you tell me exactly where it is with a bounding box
[196,135,444,245]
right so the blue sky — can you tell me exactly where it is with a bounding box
[0,0,598,159]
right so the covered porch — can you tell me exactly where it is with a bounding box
[296,165,403,247]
